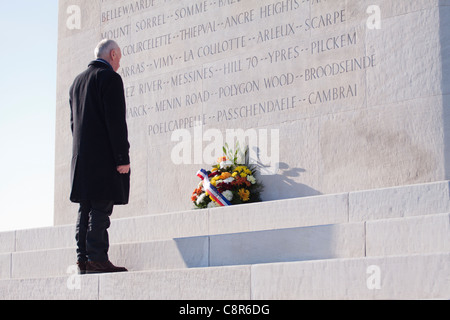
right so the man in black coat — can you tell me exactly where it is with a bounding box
[70,39,130,274]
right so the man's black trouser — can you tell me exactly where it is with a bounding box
[75,200,114,262]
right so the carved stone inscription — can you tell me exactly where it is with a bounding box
[92,0,380,214]
[57,0,390,221]
[99,0,374,139]
[55,0,449,224]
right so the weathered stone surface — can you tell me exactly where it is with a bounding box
[8,237,209,280]
[109,209,210,243]
[15,225,74,252]
[109,237,209,271]
[0,232,15,254]
[349,181,450,221]
[208,192,349,235]
[54,0,450,225]
[98,265,252,300]
[251,253,450,300]
[0,275,99,300]
[210,223,366,267]
[366,213,450,256]
[2,253,448,300]
[11,248,73,280]
[0,254,10,280]
[0,181,448,299]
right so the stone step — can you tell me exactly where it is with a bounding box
[1,253,448,300]
[1,212,448,281]
[1,180,449,254]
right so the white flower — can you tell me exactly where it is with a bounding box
[247,175,256,184]
[224,177,234,184]
[219,160,233,169]
[222,190,234,201]
[196,193,207,205]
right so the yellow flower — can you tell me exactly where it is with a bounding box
[220,172,232,180]
[238,188,250,202]
[211,176,220,186]
[240,173,247,178]
[232,172,238,178]
[235,166,252,176]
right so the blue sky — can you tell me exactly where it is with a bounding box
[0,1,58,231]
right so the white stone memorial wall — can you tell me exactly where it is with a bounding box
[54,0,450,225]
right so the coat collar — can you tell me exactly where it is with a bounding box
[88,59,113,70]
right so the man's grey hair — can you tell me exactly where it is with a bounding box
[94,39,119,59]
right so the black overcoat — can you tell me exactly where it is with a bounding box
[69,60,130,205]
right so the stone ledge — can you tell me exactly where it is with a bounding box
[3,222,364,280]
[3,211,448,280]
[0,232,15,254]
[251,252,450,300]
[1,253,448,300]
[366,212,450,256]
[7,237,209,280]
[209,222,365,267]
[349,180,450,221]
[2,180,448,254]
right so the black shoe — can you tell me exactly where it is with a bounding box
[77,261,87,275]
[86,260,128,274]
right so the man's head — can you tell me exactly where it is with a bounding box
[94,39,122,72]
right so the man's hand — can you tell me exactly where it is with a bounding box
[117,164,130,174]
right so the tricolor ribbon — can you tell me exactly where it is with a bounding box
[197,169,231,207]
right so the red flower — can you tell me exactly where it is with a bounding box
[232,177,251,187]
[216,182,233,193]
[208,171,220,178]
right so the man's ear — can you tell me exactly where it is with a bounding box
[110,49,116,60]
